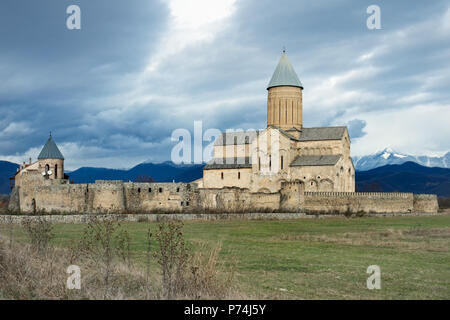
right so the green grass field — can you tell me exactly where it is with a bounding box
[1,214,449,299]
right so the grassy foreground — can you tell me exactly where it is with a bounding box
[1,214,449,299]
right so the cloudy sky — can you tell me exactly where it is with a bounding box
[1,0,449,170]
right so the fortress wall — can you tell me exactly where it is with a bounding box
[22,184,88,213]
[123,182,196,212]
[10,178,438,214]
[196,187,280,211]
[13,179,201,214]
[303,192,416,213]
[89,182,126,213]
[413,194,439,213]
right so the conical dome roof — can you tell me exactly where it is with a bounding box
[267,51,303,90]
[38,135,64,160]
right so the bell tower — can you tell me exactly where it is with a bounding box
[37,134,65,180]
[267,50,303,130]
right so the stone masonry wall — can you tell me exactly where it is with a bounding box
[9,176,438,214]
[303,192,438,213]
[413,194,439,213]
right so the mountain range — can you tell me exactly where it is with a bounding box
[66,161,205,184]
[352,148,450,171]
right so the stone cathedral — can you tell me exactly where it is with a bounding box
[10,51,439,215]
[199,51,356,193]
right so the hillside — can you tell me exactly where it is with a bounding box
[67,161,205,184]
[0,161,19,194]
[356,161,450,196]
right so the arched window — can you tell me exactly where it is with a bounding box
[55,164,58,178]
[221,172,224,180]
[238,172,240,179]
[45,164,49,172]
[159,187,163,193]
[281,156,284,170]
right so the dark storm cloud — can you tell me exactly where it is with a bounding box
[1,0,449,168]
[347,119,367,139]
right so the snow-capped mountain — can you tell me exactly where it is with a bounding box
[353,148,450,171]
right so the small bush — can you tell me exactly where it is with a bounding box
[151,221,235,299]
[74,218,132,298]
[152,221,190,299]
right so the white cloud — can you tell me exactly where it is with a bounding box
[350,103,450,157]
[145,0,238,72]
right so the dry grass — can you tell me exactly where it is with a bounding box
[277,227,450,252]
[0,220,240,300]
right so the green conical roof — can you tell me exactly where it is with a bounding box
[38,135,64,160]
[267,51,303,90]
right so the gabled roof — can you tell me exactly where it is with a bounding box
[267,52,303,90]
[290,155,341,167]
[37,135,64,160]
[297,127,347,141]
[213,126,347,146]
[204,157,252,170]
[214,131,261,146]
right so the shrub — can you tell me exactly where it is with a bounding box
[151,221,235,299]
[75,218,132,298]
[152,221,190,299]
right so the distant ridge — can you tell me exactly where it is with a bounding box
[356,161,450,197]
[353,148,450,171]
[1,159,449,197]
[67,161,205,184]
